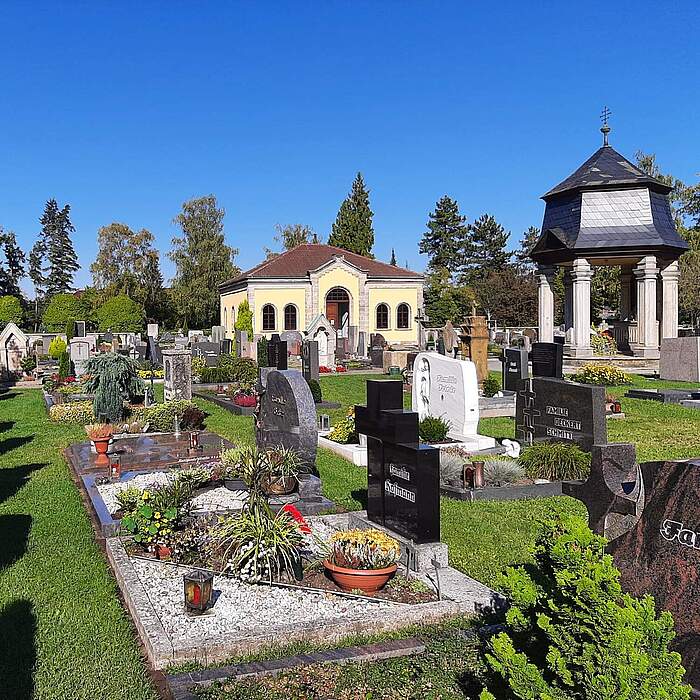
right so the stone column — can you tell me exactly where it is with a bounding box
[567,258,593,357]
[536,265,556,343]
[633,255,660,358]
[660,260,680,339]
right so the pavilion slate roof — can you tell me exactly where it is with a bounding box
[221,244,422,289]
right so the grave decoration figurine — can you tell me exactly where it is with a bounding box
[565,448,700,691]
[515,376,606,452]
[355,380,440,544]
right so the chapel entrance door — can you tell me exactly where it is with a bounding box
[325,287,350,337]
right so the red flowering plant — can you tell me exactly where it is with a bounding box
[281,503,311,534]
[234,393,256,407]
[335,365,346,373]
[319,366,332,374]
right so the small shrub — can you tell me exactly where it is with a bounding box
[191,356,206,380]
[483,456,524,486]
[480,514,690,700]
[48,336,67,359]
[306,378,322,403]
[20,355,36,374]
[144,400,206,432]
[519,441,591,481]
[571,362,632,386]
[418,415,451,443]
[482,375,501,398]
[49,401,94,423]
[257,337,269,366]
[83,352,144,422]
[218,354,257,384]
[328,410,357,444]
[591,330,618,356]
[58,350,71,379]
[329,528,400,570]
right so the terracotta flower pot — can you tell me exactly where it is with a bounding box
[323,560,397,594]
[93,438,111,455]
[263,475,298,496]
[155,544,171,560]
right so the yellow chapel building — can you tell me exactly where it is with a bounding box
[219,244,424,347]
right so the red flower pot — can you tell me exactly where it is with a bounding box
[323,560,397,594]
[155,544,171,560]
[93,438,111,455]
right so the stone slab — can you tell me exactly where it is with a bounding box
[441,480,567,503]
[680,400,700,410]
[660,337,700,382]
[625,388,699,404]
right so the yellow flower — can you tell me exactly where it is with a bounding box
[142,491,150,500]
[155,512,161,519]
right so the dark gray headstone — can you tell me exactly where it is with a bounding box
[267,338,288,370]
[370,348,384,368]
[301,340,319,382]
[515,377,606,451]
[255,369,317,470]
[220,339,232,355]
[436,337,446,355]
[355,380,440,544]
[530,342,564,379]
[370,333,387,349]
[502,347,529,392]
[145,337,162,365]
[75,321,86,337]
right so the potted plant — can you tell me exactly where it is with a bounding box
[85,423,115,454]
[263,446,301,495]
[219,447,253,491]
[323,528,400,594]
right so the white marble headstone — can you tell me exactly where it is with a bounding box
[411,352,495,450]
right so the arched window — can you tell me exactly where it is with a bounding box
[396,303,410,329]
[262,304,276,331]
[376,303,389,330]
[223,307,228,328]
[230,306,235,329]
[284,304,297,331]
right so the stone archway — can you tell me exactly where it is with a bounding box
[325,287,350,338]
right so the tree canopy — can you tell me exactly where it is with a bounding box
[0,228,25,298]
[420,195,468,276]
[42,293,86,332]
[94,294,145,332]
[328,172,374,257]
[169,195,239,329]
[0,295,23,326]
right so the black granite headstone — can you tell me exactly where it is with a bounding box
[220,339,232,355]
[530,342,564,379]
[436,337,446,355]
[502,347,529,392]
[355,380,440,543]
[301,340,319,382]
[515,377,606,452]
[267,337,288,370]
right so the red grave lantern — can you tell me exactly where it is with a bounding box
[183,570,214,613]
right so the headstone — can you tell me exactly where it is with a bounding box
[355,380,440,544]
[436,337,445,355]
[348,326,358,356]
[74,321,86,338]
[235,330,248,357]
[530,342,564,379]
[211,325,226,343]
[660,337,700,382]
[370,347,384,368]
[515,377,606,451]
[219,338,232,355]
[145,336,162,366]
[457,316,489,385]
[301,340,319,382]
[357,331,367,357]
[267,337,288,370]
[280,330,303,356]
[147,323,159,338]
[501,347,529,393]
[566,451,700,690]
[411,352,495,450]
[162,348,192,401]
[133,341,147,361]
[370,333,387,349]
[255,369,317,470]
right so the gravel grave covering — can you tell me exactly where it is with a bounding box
[131,557,395,648]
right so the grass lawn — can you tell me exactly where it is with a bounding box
[0,386,156,700]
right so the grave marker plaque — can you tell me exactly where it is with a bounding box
[502,347,529,392]
[355,380,440,543]
[530,342,564,379]
[162,348,192,401]
[255,369,317,469]
[515,377,606,451]
[267,336,288,370]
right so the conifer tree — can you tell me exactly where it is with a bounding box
[30,199,80,299]
[513,226,540,275]
[390,248,397,265]
[459,213,511,284]
[0,228,26,297]
[420,196,469,277]
[328,172,374,257]
[169,195,239,329]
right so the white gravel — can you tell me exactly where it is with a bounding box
[132,557,394,647]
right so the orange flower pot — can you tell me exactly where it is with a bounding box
[323,560,397,594]
[93,438,111,454]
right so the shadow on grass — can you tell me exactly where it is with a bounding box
[0,513,32,571]
[0,599,36,699]
[350,489,368,509]
[0,435,34,457]
[0,420,15,434]
[0,463,45,506]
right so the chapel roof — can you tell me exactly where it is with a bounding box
[220,244,422,290]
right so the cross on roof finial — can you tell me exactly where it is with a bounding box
[600,106,612,146]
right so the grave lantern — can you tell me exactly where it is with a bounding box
[463,461,484,489]
[183,570,214,613]
[109,455,122,479]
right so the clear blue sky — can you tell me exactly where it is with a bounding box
[1,1,698,294]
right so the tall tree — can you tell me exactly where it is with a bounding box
[328,172,374,257]
[169,195,239,328]
[390,248,397,266]
[420,195,469,276]
[474,268,537,326]
[264,224,318,258]
[459,214,511,284]
[0,227,25,297]
[423,268,475,326]
[30,199,79,299]
[513,226,540,275]
[90,223,165,319]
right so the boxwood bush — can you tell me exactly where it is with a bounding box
[519,441,591,481]
[418,416,451,443]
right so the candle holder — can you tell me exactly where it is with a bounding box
[109,455,122,480]
[183,570,214,614]
[463,460,485,490]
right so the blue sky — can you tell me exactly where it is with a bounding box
[1,1,698,294]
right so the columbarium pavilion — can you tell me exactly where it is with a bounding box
[530,125,688,359]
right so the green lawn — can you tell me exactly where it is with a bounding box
[0,387,156,700]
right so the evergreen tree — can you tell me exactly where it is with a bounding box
[0,227,25,297]
[423,268,475,326]
[169,195,239,329]
[328,172,374,257]
[390,248,397,266]
[513,226,540,275]
[420,195,469,276]
[30,199,80,299]
[459,213,511,284]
